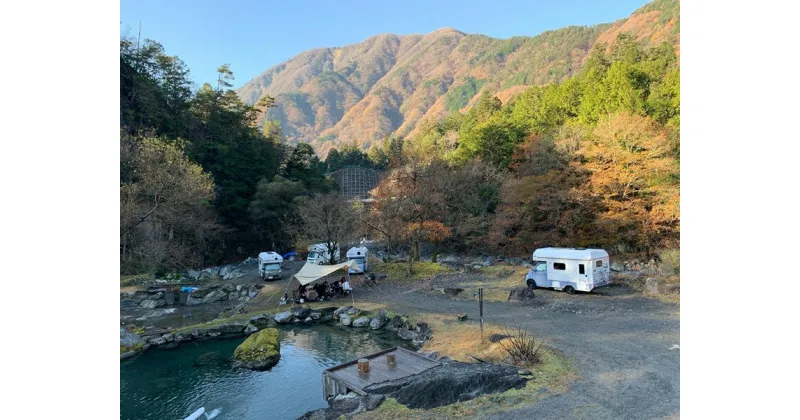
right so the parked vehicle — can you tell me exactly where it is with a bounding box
[346,247,368,274]
[524,247,610,294]
[307,243,340,265]
[258,251,283,280]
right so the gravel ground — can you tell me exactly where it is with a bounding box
[357,280,680,419]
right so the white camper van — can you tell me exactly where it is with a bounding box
[307,243,341,265]
[258,251,283,280]
[346,247,368,274]
[524,247,610,294]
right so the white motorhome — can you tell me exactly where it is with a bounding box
[307,243,341,265]
[524,247,610,294]
[258,251,283,280]
[346,247,368,274]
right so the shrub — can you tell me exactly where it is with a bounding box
[659,248,680,275]
[498,324,541,366]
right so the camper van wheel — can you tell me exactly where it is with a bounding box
[564,286,576,294]
[526,280,536,289]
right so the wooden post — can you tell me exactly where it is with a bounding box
[479,287,484,343]
[387,353,396,367]
[358,358,370,374]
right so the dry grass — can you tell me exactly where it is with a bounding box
[371,260,453,281]
[446,266,530,302]
[357,312,575,419]
[120,273,152,289]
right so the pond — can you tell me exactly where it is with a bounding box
[120,324,414,420]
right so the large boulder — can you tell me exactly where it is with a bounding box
[120,328,143,348]
[299,393,385,420]
[352,316,371,328]
[611,262,625,272]
[219,265,231,277]
[364,361,528,409]
[209,322,248,335]
[507,287,536,302]
[369,310,388,330]
[249,314,271,326]
[340,313,352,326]
[292,306,311,319]
[202,290,228,304]
[333,306,351,319]
[274,312,293,324]
[233,328,281,370]
[186,269,202,280]
[186,296,203,306]
[244,324,259,335]
[346,307,360,316]
[139,299,165,309]
[482,256,495,267]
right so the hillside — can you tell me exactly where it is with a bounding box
[237,0,679,157]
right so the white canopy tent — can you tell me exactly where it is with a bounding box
[293,260,361,286]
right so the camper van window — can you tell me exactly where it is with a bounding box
[534,262,546,272]
[266,263,280,271]
[596,260,603,267]
[553,262,566,270]
[308,252,318,259]
[579,264,585,274]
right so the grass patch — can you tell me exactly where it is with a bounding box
[120,273,152,288]
[371,261,453,281]
[120,342,143,354]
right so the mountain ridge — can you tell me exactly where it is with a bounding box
[237,0,679,157]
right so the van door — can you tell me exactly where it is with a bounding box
[532,261,547,286]
[578,263,589,290]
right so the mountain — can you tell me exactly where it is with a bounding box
[237,0,679,158]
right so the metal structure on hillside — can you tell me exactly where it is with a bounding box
[326,166,382,201]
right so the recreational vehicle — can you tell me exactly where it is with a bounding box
[307,243,340,265]
[258,251,283,280]
[524,247,610,294]
[346,246,368,274]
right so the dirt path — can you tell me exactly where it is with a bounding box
[356,282,680,420]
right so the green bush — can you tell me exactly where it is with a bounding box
[659,248,680,275]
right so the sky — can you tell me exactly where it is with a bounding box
[120,0,648,90]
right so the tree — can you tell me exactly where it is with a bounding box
[579,113,679,252]
[249,176,308,251]
[293,193,358,264]
[120,131,220,273]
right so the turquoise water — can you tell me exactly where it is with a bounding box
[120,325,412,420]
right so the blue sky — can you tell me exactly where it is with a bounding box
[120,0,648,90]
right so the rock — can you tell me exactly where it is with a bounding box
[369,310,388,330]
[274,311,294,324]
[161,333,174,343]
[186,270,202,280]
[186,296,203,306]
[443,287,464,296]
[305,317,313,323]
[211,322,248,335]
[228,292,239,301]
[346,307,360,315]
[120,328,143,348]
[438,254,458,263]
[240,289,248,297]
[507,287,536,302]
[353,316,371,328]
[202,290,228,304]
[221,284,236,293]
[292,306,311,319]
[148,336,166,346]
[298,394,385,419]
[644,277,680,295]
[340,313,352,326]
[416,322,430,337]
[220,265,231,277]
[363,361,528,409]
[333,306,351,319]
[236,285,243,292]
[457,313,468,321]
[488,333,509,343]
[244,324,259,335]
[472,264,483,270]
[249,314,271,326]
[482,256,495,267]
[120,300,139,309]
[390,315,405,328]
[232,328,281,370]
[310,312,323,320]
[139,299,165,309]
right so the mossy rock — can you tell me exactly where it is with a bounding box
[232,328,280,370]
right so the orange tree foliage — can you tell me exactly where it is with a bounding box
[579,112,679,251]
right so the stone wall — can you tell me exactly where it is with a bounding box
[120,283,262,309]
